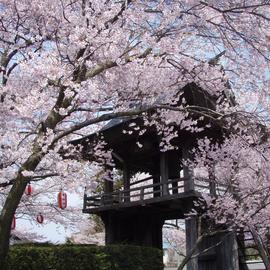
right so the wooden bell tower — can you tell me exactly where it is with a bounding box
[73,83,239,270]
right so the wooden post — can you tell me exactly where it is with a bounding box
[182,141,198,269]
[83,191,87,211]
[104,174,113,205]
[104,180,113,193]
[160,152,169,196]
[123,163,130,202]
[197,231,239,270]
[172,179,178,194]
[186,217,198,270]
[103,213,116,244]
[182,144,195,192]
[153,174,161,197]
[217,232,239,270]
[168,152,180,194]
[140,187,144,201]
[209,165,217,196]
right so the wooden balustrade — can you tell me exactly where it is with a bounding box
[84,177,183,208]
[83,176,229,211]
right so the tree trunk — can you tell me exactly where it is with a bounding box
[0,151,44,267]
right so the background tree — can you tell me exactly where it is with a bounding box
[0,0,270,267]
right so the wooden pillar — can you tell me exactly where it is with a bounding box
[182,144,195,192]
[172,178,179,194]
[197,231,239,270]
[168,152,180,194]
[83,187,87,211]
[160,152,169,196]
[219,232,239,270]
[104,169,113,205]
[182,141,198,269]
[102,212,164,251]
[102,213,116,244]
[152,219,164,250]
[209,165,217,197]
[186,217,198,270]
[123,163,130,202]
[237,229,249,270]
[104,180,113,193]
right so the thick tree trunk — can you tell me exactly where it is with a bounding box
[0,82,67,267]
[0,151,44,267]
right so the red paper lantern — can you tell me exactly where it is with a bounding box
[57,190,67,209]
[11,216,16,230]
[25,183,32,196]
[36,213,44,224]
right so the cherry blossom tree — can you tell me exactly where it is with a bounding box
[0,0,270,267]
[191,133,270,269]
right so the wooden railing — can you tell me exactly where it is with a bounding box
[84,177,184,209]
[83,176,229,211]
[194,178,228,195]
